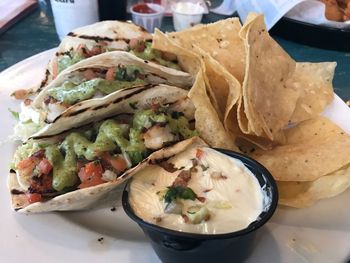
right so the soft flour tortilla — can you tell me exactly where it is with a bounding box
[40,21,152,89]
[9,137,206,213]
[58,20,152,53]
[31,84,191,139]
[252,116,350,182]
[34,50,194,109]
[23,51,193,139]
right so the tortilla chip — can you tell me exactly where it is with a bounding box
[189,70,237,151]
[288,62,335,123]
[164,18,246,83]
[277,165,350,208]
[252,116,350,181]
[193,47,241,130]
[239,14,299,140]
[152,29,201,76]
[153,29,241,146]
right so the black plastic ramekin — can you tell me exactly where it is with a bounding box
[122,149,278,263]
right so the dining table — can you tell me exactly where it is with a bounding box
[1,2,350,263]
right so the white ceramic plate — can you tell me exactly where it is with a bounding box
[0,50,349,263]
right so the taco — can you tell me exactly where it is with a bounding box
[14,51,194,140]
[8,85,198,213]
[43,20,188,88]
[42,20,153,88]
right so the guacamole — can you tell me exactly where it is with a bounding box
[48,65,147,105]
[15,107,197,193]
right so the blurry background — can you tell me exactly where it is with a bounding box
[0,0,349,100]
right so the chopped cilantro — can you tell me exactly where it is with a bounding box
[129,102,138,110]
[8,108,19,120]
[200,164,209,171]
[164,186,197,204]
[171,111,184,119]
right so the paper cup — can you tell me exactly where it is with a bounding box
[172,2,205,32]
[50,0,99,40]
[131,3,165,33]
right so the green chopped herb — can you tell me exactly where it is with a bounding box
[171,111,184,119]
[8,108,19,121]
[164,186,197,204]
[129,102,138,110]
[200,164,209,171]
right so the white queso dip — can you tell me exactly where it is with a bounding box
[129,146,264,234]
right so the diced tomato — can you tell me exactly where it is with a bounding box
[78,177,105,189]
[26,193,42,203]
[77,44,87,54]
[37,158,53,175]
[129,38,146,52]
[24,98,32,106]
[109,156,127,172]
[85,161,103,175]
[76,160,85,173]
[98,41,108,46]
[87,46,102,57]
[196,149,204,159]
[105,68,116,81]
[78,162,105,189]
[83,69,96,80]
[78,166,89,183]
[150,103,160,111]
[52,59,58,80]
[17,158,36,170]
[100,153,127,172]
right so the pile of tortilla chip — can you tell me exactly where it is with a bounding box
[152,13,350,208]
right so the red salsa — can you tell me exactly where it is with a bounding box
[132,3,157,14]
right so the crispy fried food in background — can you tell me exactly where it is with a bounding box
[321,0,350,21]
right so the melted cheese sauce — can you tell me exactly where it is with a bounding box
[129,147,264,234]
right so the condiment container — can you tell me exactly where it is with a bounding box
[122,149,279,263]
[50,0,99,40]
[130,3,165,32]
[172,1,205,31]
